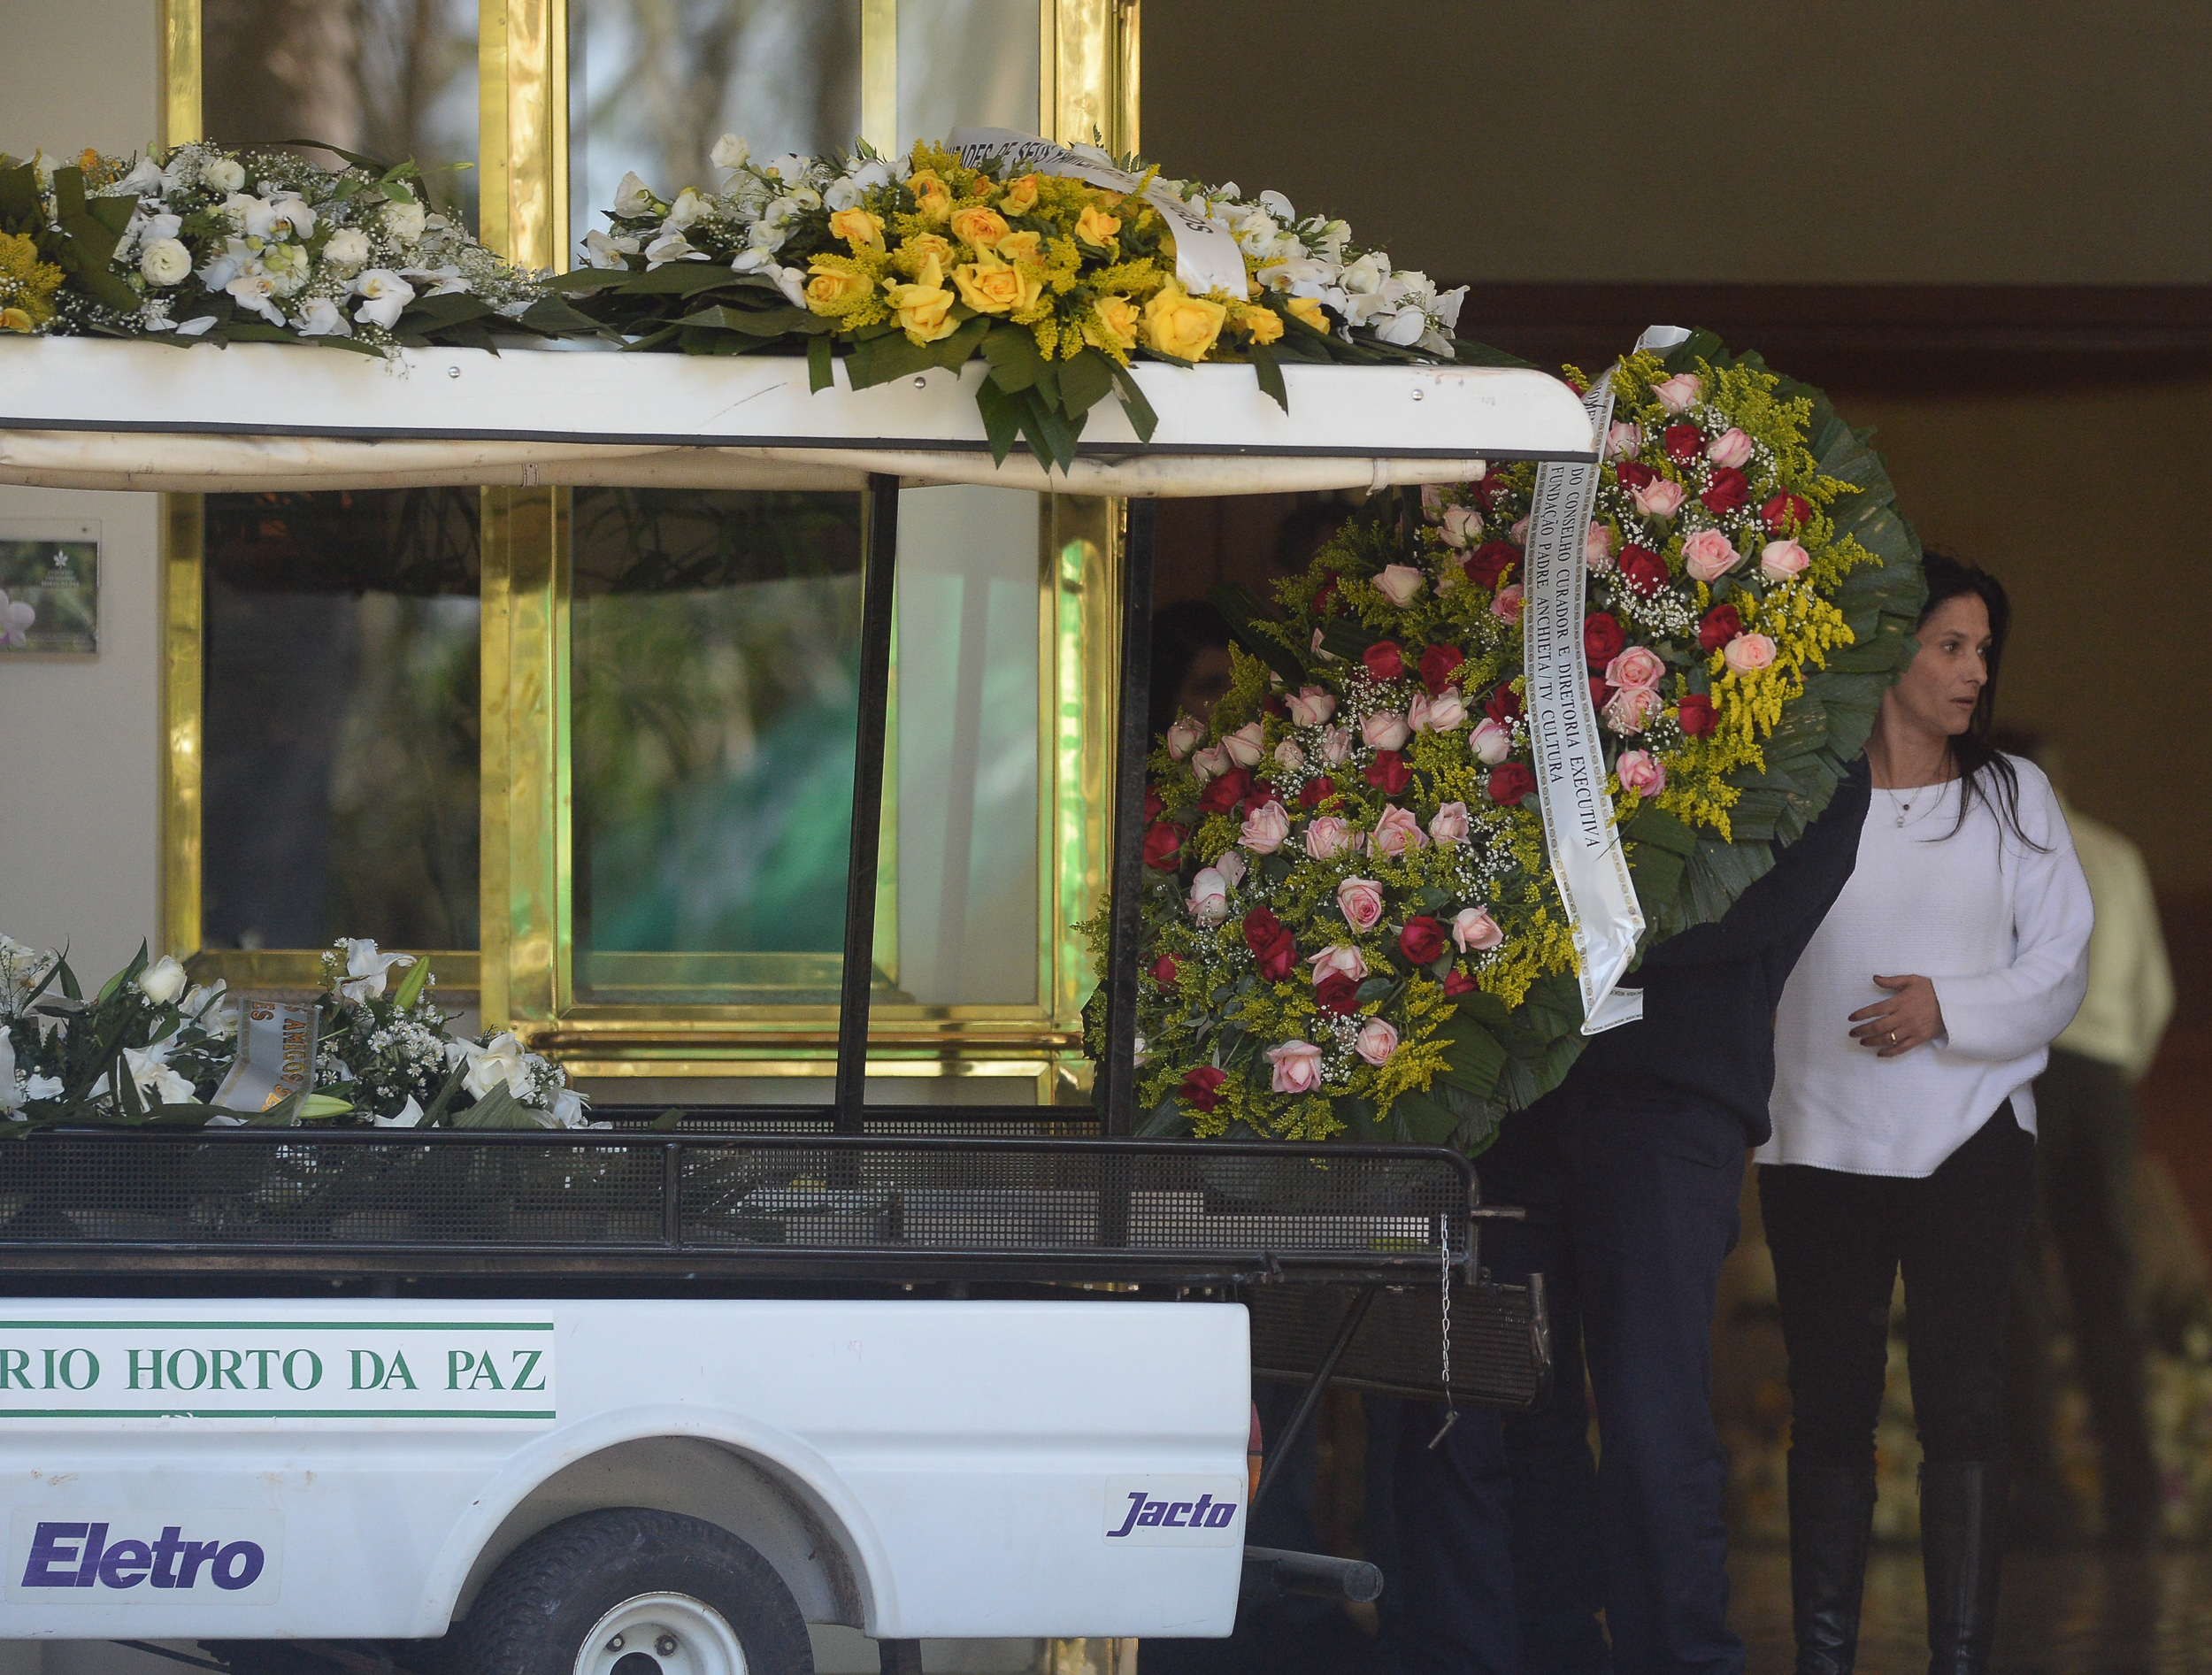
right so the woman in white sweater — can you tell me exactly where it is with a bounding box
[1759,552,2093,1675]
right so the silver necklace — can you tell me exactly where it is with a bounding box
[1883,787,1917,828]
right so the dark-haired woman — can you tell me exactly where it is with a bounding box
[1759,553,2093,1675]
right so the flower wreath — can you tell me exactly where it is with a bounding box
[1095,333,1926,1151]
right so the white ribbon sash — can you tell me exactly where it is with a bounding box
[212,997,319,1112]
[1521,327,1690,1033]
[948,127,1251,301]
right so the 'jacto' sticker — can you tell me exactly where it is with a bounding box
[6,1510,282,1603]
[1102,1478,1244,1546]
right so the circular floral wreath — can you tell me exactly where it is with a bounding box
[1094,333,1926,1151]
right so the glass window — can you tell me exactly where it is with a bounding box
[199,491,481,952]
[896,0,1040,150]
[201,0,480,228]
[570,0,864,246]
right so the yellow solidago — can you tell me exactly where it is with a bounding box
[0,233,63,330]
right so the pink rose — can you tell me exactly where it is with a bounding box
[1273,738,1306,772]
[1425,690,1468,731]
[1266,1039,1326,1094]
[1166,716,1202,759]
[1376,564,1428,608]
[1371,804,1429,859]
[1240,800,1292,854]
[1336,877,1386,933]
[1304,815,1354,859]
[1652,372,1703,413]
[1421,484,1445,513]
[1309,944,1367,983]
[1361,711,1410,752]
[1429,801,1471,845]
[1631,478,1686,519]
[1510,516,1531,546]
[1489,584,1525,624]
[1355,1018,1400,1066]
[1470,718,1512,765]
[1724,632,1778,675]
[1617,749,1667,797]
[1318,724,1353,766]
[1585,521,1617,572]
[1405,693,1434,734]
[1440,503,1482,549]
[1453,906,1503,952]
[1190,743,1230,783]
[1187,867,1231,925]
[1213,850,1248,889]
[1760,539,1810,583]
[1605,420,1642,459]
[1705,426,1754,469]
[1602,683,1664,734]
[1681,527,1741,583]
[1604,646,1667,691]
[1286,685,1337,726]
[1223,721,1266,768]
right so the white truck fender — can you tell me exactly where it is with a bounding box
[414,1405,893,1638]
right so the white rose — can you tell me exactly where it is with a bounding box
[350,268,416,330]
[613,171,657,218]
[382,198,427,244]
[135,955,188,1005]
[710,134,750,172]
[297,296,351,337]
[321,227,372,273]
[204,157,247,194]
[138,237,191,287]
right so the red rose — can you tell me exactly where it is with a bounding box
[1179,1065,1228,1111]
[1314,577,1341,618]
[1399,916,1448,964]
[1315,970,1361,1014]
[1242,907,1299,981]
[1419,643,1465,695]
[1484,683,1523,726]
[1142,821,1184,870]
[1471,473,1513,511]
[1363,640,1406,682]
[1463,541,1520,591]
[1615,460,1657,492]
[1698,604,1744,652]
[1247,779,1283,811]
[1618,546,1670,596]
[1590,676,1610,714]
[1443,969,1478,998]
[1195,768,1251,816]
[1762,492,1811,534]
[1701,467,1750,516]
[1583,611,1625,666]
[1150,954,1181,987]
[1677,693,1717,737]
[1300,775,1337,809]
[1144,785,1164,820]
[1365,750,1412,795]
[1263,694,1290,719]
[1662,423,1704,465]
[1487,762,1536,805]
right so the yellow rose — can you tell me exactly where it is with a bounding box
[1285,296,1332,336]
[1092,294,1141,354]
[897,232,956,274]
[909,171,953,224]
[952,254,1041,316]
[1074,204,1122,246]
[0,307,32,334]
[1239,305,1285,346]
[883,255,959,342]
[999,173,1041,216]
[803,261,874,314]
[949,204,1012,251]
[827,208,885,251]
[1141,282,1227,362]
[995,229,1044,265]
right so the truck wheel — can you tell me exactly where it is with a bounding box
[454,1508,816,1675]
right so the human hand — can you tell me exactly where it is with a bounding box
[1848,974,1945,1057]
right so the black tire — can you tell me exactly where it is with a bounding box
[451,1507,817,1675]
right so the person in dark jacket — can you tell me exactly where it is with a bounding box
[1395,757,1872,1675]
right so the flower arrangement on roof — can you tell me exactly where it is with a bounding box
[0,143,588,351]
[1094,334,1926,1151]
[552,135,1486,469]
[0,935,588,1132]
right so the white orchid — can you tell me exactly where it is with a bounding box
[335,938,415,1003]
[663,188,710,231]
[642,232,706,268]
[194,236,251,291]
[296,296,351,337]
[117,155,166,195]
[0,590,34,647]
[350,269,416,330]
[771,265,810,309]
[612,171,658,218]
[398,264,469,296]
[225,271,286,326]
[582,229,641,269]
[762,152,810,183]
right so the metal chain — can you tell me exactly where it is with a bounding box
[1426,1212,1458,1448]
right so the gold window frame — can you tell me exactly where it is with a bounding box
[159,0,1140,1097]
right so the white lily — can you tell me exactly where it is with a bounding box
[90,1043,196,1109]
[336,938,415,1003]
[450,1033,532,1101]
[373,1095,426,1129]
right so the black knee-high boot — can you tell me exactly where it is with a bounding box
[1788,1458,1875,1675]
[1921,1461,2006,1674]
